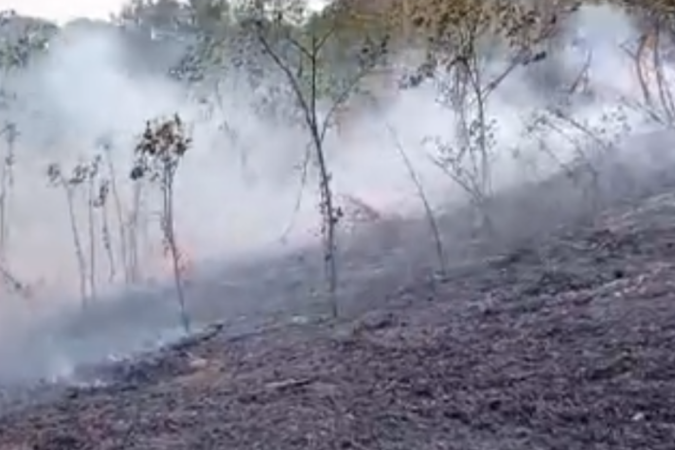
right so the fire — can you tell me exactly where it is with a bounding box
[339,194,382,223]
[160,240,193,278]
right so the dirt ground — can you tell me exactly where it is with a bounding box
[1,167,675,449]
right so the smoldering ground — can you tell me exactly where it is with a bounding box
[0,3,673,387]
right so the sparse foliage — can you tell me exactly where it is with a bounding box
[252,0,388,317]
[46,161,90,308]
[396,0,581,233]
[131,114,192,333]
[0,0,670,335]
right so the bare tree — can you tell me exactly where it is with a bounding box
[92,176,117,283]
[98,138,132,285]
[127,175,146,284]
[252,2,388,317]
[47,162,89,308]
[404,0,576,234]
[131,114,192,333]
[0,121,16,264]
[522,102,632,214]
[0,121,29,299]
[85,155,102,300]
[620,10,675,125]
[384,122,447,276]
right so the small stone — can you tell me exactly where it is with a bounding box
[632,411,646,422]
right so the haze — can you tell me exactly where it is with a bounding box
[0,0,329,23]
[0,1,670,383]
[0,0,127,22]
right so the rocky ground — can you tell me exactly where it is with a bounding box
[1,138,675,449]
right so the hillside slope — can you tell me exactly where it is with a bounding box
[1,152,675,449]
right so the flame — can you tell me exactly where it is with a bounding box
[161,241,193,278]
[334,66,399,142]
[339,194,382,223]
[631,28,671,107]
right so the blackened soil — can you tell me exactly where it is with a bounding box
[1,166,675,449]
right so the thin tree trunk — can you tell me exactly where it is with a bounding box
[65,187,88,308]
[100,200,116,282]
[87,177,97,300]
[104,153,130,284]
[163,172,189,333]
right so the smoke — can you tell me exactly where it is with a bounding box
[0,3,673,385]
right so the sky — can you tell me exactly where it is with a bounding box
[0,0,128,23]
[0,0,329,24]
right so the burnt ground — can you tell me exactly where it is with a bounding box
[1,139,675,449]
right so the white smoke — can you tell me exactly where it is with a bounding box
[0,3,673,384]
